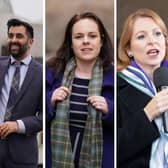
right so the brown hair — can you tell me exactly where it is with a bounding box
[46,12,113,77]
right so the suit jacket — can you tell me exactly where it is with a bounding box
[46,66,114,168]
[0,56,42,165]
[117,75,160,168]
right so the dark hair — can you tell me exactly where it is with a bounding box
[47,12,113,76]
[7,18,34,39]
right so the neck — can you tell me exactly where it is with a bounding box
[144,69,154,81]
[75,59,97,79]
[141,65,160,81]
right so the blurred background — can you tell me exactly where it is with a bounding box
[46,0,114,58]
[117,0,168,39]
[0,0,43,62]
[0,0,43,167]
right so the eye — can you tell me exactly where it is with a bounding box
[16,33,24,39]
[73,33,83,39]
[137,34,145,40]
[89,34,97,38]
[154,31,162,37]
[8,33,24,39]
[74,35,82,39]
[8,33,14,39]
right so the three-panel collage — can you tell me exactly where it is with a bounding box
[0,0,168,168]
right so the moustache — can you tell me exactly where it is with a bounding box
[9,42,22,48]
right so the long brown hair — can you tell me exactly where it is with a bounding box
[46,12,113,77]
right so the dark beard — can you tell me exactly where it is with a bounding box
[8,42,28,59]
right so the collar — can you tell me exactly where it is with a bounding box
[10,55,32,66]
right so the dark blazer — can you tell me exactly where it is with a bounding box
[0,56,42,165]
[46,66,114,168]
[117,75,160,168]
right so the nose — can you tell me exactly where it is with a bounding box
[83,36,89,44]
[148,35,156,44]
[11,36,17,42]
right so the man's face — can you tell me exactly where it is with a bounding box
[7,25,33,60]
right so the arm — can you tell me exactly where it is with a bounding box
[101,67,114,125]
[0,64,43,137]
[101,84,114,126]
[46,86,56,122]
[0,95,42,137]
[46,68,64,122]
[117,85,160,165]
[21,91,43,136]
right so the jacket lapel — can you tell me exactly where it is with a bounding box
[14,59,37,106]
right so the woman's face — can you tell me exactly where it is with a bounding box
[71,18,102,63]
[129,17,166,71]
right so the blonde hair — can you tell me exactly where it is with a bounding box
[117,8,168,71]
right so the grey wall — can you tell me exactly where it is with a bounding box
[117,0,168,37]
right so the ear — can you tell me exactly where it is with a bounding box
[126,49,133,58]
[29,39,34,47]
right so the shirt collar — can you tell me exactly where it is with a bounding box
[10,55,32,66]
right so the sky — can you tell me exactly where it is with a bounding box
[10,0,43,23]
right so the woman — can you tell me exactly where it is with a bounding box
[117,8,168,168]
[46,12,114,168]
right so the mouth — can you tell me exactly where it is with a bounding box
[147,49,159,56]
[11,45,19,49]
[9,43,20,49]
[81,48,93,52]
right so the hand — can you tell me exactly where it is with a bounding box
[0,121,18,137]
[144,89,168,121]
[87,96,108,114]
[51,86,70,106]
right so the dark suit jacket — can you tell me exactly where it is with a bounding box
[117,75,160,168]
[0,56,42,165]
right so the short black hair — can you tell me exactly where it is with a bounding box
[7,18,34,39]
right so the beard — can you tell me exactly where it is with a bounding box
[8,41,29,59]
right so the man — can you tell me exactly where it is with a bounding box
[0,18,42,168]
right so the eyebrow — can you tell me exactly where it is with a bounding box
[135,28,161,36]
[8,32,23,34]
[73,32,98,35]
[134,30,146,36]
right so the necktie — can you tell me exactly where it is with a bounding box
[4,62,21,121]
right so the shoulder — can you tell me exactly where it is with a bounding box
[46,68,55,83]
[162,60,168,68]
[46,67,63,87]
[0,56,9,61]
[103,65,114,87]
[0,56,10,67]
[0,56,9,59]
[31,58,42,67]
[30,58,42,72]
[117,74,133,95]
[117,74,128,88]
[117,74,147,102]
